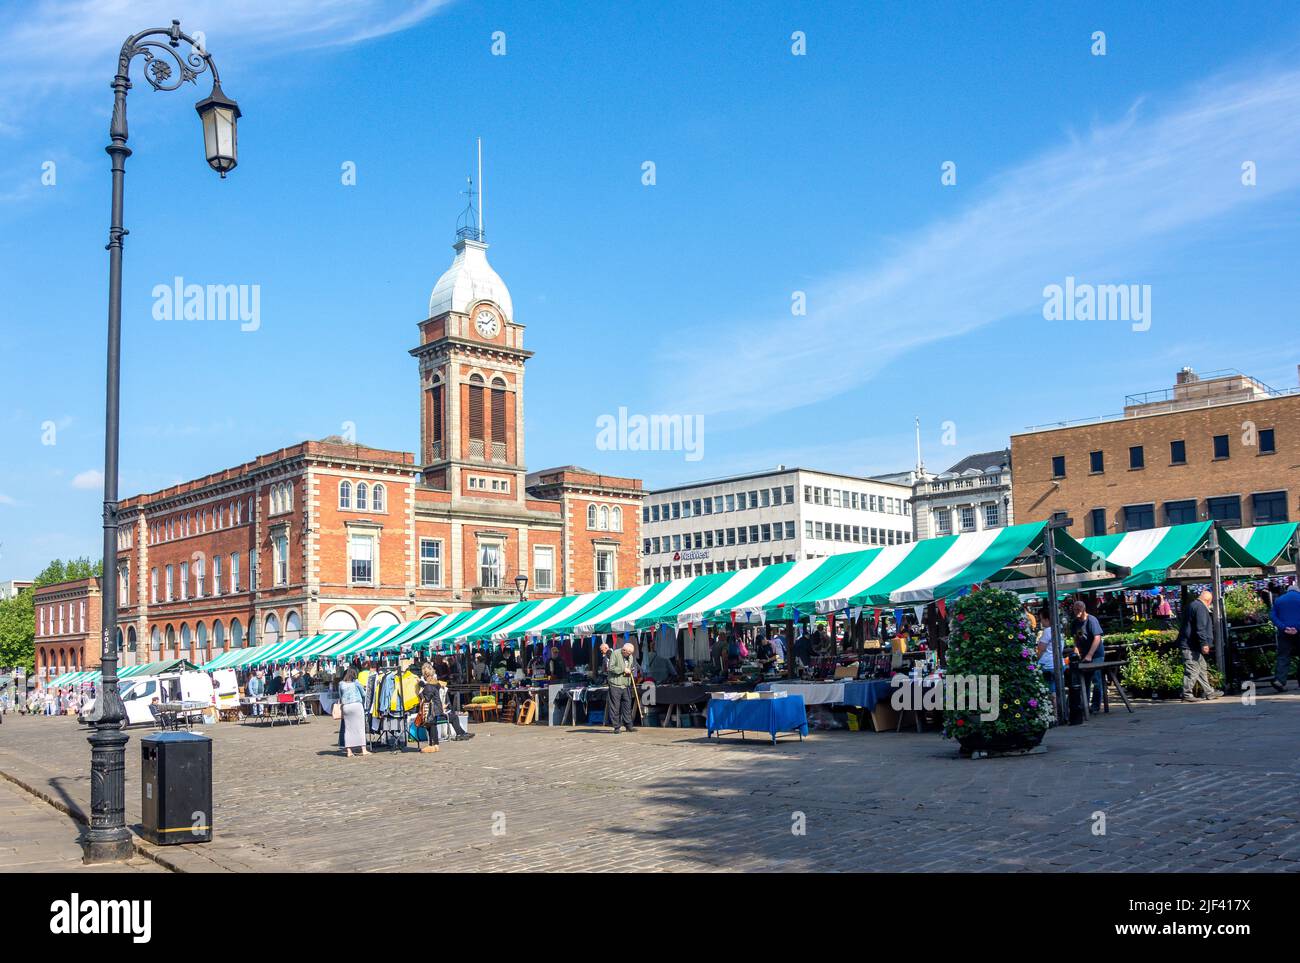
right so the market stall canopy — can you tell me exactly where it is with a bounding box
[47,658,200,687]
[1076,521,1259,589]
[1229,521,1299,568]
[700,522,1101,620]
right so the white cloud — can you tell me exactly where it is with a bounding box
[71,469,103,490]
[0,0,453,103]
[0,493,17,506]
[660,61,1300,424]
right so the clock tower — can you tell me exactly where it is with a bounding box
[411,211,532,503]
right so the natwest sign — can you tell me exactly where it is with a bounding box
[672,550,710,562]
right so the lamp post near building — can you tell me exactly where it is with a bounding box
[515,574,529,601]
[86,21,240,864]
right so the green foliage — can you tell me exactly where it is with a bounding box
[1120,642,1225,696]
[1105,629,1179,650]
[0,588,35,673]
[33,557,101,587]
[1223,585,1266,623]
[942,587,1049,743]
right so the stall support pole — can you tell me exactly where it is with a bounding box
[1208,526,1227,678]
[786,619,797,679]
[1292,525,1300,582]
[1044,520,1069,726]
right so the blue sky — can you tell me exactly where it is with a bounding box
[2,0,1299,580]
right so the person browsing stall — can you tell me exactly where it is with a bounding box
[1269,584,1300,693]
[606,641,637,734]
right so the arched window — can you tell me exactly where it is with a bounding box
[230,618,243,648]
[151,627,161,651]
[127,627,137,652]
[213,620,225,651]
[165,625,176,653]
[339,480,352,509]
[284,611,302,640]
[356,482,368,511]
[195,622,207,661]
[587,505,597,528]
[599,506,609,531]
[270,487,280,515]
[115,629,123,652]
[179,624,191,651]
[372,483,385,512]
[264,613,281,647]
[612,506,622,532]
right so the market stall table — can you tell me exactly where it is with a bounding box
[755,680,845,705]
[647,683,708,727]
[707,694,807,745]
[240,696,307,726]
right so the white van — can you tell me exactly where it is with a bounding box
[81,670,215,727]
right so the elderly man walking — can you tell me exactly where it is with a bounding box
[1180,589,1223,701]
[606,641,638,733]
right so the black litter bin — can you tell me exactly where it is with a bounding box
[140,731,212,845]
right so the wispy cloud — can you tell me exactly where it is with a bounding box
[71,469,103,490]
[661,60,1300,424]
[0,0,453,111]
[0,493,17,506]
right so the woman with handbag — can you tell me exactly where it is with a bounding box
[419,663,473,753]
[337,668,369,758]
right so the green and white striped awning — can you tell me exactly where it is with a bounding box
[1229,522,1299,568]
[47,658,196,687]
[611,571,739,632]
[1078,521,1260,589]
[693,522,1100,619]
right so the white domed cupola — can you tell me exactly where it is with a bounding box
[428,236,513,321]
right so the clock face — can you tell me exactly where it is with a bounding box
[474,309,499,338]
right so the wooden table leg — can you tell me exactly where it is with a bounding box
[1110,667,1134,713]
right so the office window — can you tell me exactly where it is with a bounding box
[760,489,770,508]
[533,545,555,593]
[692,498,702,516]
[213,555,222,596]
[814,522,824,540]
[194,557,204,598]
[1170,440,1186,465]
[726,528,736,546]
[650,504,660,522]
[805,520,813,539]
[1259,429,1276,454]
[1207,495,1241,527]
[180,562,189,600]
[736,492,747,511]
[420,539,443,587]
[984,503,1000,528]
[1122,504,1155,531]
[785,521,795,539]
[1089,451,1104,473]
[1051,455,1066,478]
[738,527,748,544]
[1252,491,1288,524]
[231,553,240,593]
[1213,435,1229,459]
[1164,500,1197,525]
[784,485,794,503]
[772,523,783,541]
[934,510,952,535]
[749,525,760,543]
[681,500,691,518]
[1129,446,1145,470]
[1089,508,1107,536]
[642,507,649,523]
[960,506,976,531]
[726,494,735,512]
[703,498,713,515]
[150,568,159,604]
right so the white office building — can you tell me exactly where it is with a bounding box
[640,467,914,583]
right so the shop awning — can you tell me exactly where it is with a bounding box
[1229,521,1299,568]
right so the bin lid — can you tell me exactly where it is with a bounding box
[141,731,212,744]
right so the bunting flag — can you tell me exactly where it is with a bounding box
[937,598,947,618]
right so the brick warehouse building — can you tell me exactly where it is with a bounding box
[1012,367,1299,538]
[100,220,644,667]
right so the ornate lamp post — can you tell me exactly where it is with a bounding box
[514,574,529,601]
[86,20,240,864]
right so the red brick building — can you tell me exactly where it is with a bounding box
[105,226,644,666]
[33,578,101,686]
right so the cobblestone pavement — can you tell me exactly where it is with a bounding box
[2,692,1298,872]
[0,775,164,873]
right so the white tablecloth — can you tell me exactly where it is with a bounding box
[756,681,845,705]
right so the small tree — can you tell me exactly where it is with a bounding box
[942,586,1051,752]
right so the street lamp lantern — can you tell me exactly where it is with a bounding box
[515,574,529,601]
[195,81,240,176]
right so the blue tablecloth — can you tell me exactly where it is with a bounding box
[707,695,807,742]
[840,679,895,710]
